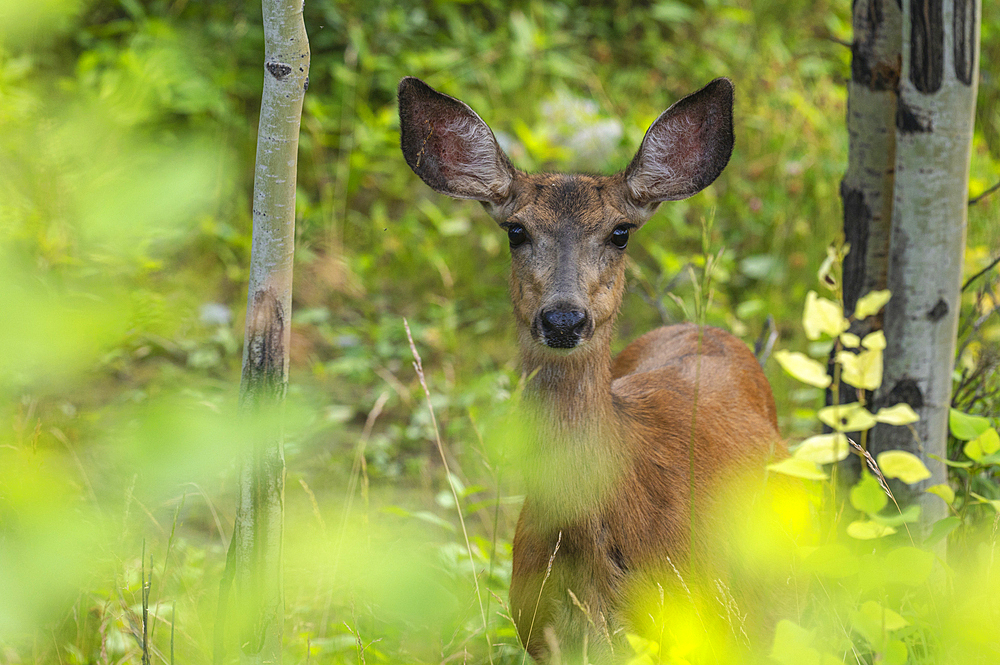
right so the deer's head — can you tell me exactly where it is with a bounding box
[398,77,734,354]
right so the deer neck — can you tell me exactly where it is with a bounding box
[516,322,628,524]
[519,323,615,432]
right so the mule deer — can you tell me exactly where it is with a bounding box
[398,77,782,662]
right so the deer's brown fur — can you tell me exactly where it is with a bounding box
[398,77,783,663]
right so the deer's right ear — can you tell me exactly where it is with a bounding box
[398,77,515,204]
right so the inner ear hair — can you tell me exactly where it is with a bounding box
[624,78,734,205]
[398,77,515,203]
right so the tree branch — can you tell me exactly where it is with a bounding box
[969,180,1000,205]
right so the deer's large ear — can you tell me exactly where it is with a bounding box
[399,77,515,204]
[624,78,734,206]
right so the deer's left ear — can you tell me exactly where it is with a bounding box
[624,78,734,206]
[399,77,515,204]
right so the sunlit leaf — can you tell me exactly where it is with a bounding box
[854,290,891,319]
[793,433,850,464]
[873,404,919,426]
[803,290,848,340]
[877,451,932,484]
[859,600,910,631]
[850,472,888,514]
[839,331,861,348]
[883,640,908,665]
[846,520,896,539]
[817,403,877,432]
[767,457,829,481]
[769,620,842,665]
[774,350,832,388]
[861,330,886,350]
[963,428,999,461]
[817,244,842,291]
[949,409,992,440]
[925,483,955,505]
[837,349,882,390]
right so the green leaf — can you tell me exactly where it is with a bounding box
[872,503,920,527]
[854,289,891,319]
[850,472,888,514]
[969,492,1000,513]
[803,290,848,340]
[861,600,910,631]
[769,620,821,665]
[802,543,858,578]
[774,350,832,388]
[873,404,919,426]
[949,408,992,440]
[883,547,934,585]
[883,639,908,665]
[793,433,850,464]
[964,428,1000,462]
[877,450,932,484]
[850,601,906,649]
[817,403,877,432]
[925,483,955,505]
[846,520,896,539]
[767,457,829,480]
[925,516,961,546]
[932,454,973,469]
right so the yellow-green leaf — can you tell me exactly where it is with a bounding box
[949,408,992,440]
[925,483,955,505]
[859,600,910,631]
[964,428,1000,462]
[854,290,892,319]
[846,520,897,539]
[877,450,932,484]
[775,350,832,388]
[803,290,848,340]
[767,457,829,481]
[818,403,877,432]
[840,332,861,348]
[874,404,919,426]
[862,330,886,350]
[837,348,883,390]
[793,433,850,464]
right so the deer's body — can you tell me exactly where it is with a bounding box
[399,77,782,662]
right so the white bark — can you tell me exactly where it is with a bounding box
[841,0,901,313]
[873,0,979,529]
[218,1,309,664]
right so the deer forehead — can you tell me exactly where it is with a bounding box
[504,174,632,235]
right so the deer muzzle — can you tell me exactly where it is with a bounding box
[536,305,591,349]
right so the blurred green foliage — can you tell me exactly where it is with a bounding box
[1,0,999,663]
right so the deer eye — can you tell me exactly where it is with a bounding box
[610,225,630,249]
[507,224,528,248]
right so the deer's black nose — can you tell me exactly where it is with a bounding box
[539,307,588,348]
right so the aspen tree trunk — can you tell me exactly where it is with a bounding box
[841,0,901,315]
[834,0,903,459]
[871,0,979,529]
[216,1,309,663]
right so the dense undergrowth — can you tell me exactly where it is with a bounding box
[1,0,999,663]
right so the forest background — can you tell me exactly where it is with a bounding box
[1,0,999,663]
